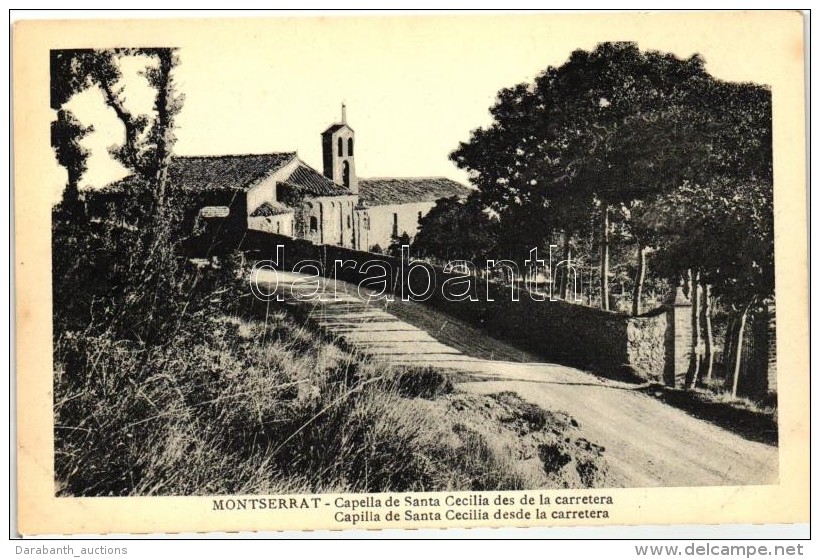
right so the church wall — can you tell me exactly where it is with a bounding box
[248,213,295,236]
[301,196,357,248]
[353,207,368,251]
[301,200,322,244]
[246,158,299,214]
[325,196,357,248]
[363,201,437,251]
[323,198,341,246]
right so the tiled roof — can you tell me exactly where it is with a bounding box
[281,164,353,197]
[249,201,293,217]
[105,153,354,202]
[166,153,296,192]
[358,177,471,206]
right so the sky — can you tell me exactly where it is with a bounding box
[52,12,799,202]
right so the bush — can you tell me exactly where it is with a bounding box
[52,206,246,345]
[393,367,454,399]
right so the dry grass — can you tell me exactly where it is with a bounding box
[50,213,611,496]
[54,304,611,496]
[698,378,778,414]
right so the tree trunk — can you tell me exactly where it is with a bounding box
[562,231,573,300]
[97,73,144,177]
[685,269,703,389]
[730,304,752,398]
[600,205,610,311]
[61,177,83,218]
[722,314,736,379]
[702,281,715,382]
[152,49,175,212]
[631,244,647,316]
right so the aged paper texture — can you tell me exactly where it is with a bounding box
[13,12,808,535]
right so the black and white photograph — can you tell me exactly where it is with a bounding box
[13,11,808,535]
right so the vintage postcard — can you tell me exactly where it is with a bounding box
[13,11,808,535]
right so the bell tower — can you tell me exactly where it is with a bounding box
[321,103,357,194]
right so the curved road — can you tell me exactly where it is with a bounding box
[256,269,779,488]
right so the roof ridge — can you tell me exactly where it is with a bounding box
[360,176,456,181]
[172,152,297,160]
[322,122,354,134]
[256,200,289,207]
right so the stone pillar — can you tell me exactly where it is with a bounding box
[664,285,692,388]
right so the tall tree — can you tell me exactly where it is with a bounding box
[50,48,184,219]
[50,48,186,343]
[412,194,500,266]
[451,43,723,310]
[51,108,93,214]
[647,176,774,392]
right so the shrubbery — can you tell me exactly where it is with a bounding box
[53,203,610,495]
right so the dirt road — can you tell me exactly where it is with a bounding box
[256,269,779,488]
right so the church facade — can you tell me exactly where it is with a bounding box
[194,106,471,252]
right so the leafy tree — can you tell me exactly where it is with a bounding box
[50,48,184,218]
[50,48,186,344]
[51,108,93,215]
[634,77,772,389]
[412,195,500,265]
[451,42,768,313]
[451,41,773,393]
[647,177,773,393]
[387,232,412,259]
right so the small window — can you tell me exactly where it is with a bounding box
[347,215,351,229]
[348,138,354,156]
[277,222,281,234]
[338,137,343,157]
[310,216,318,233]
